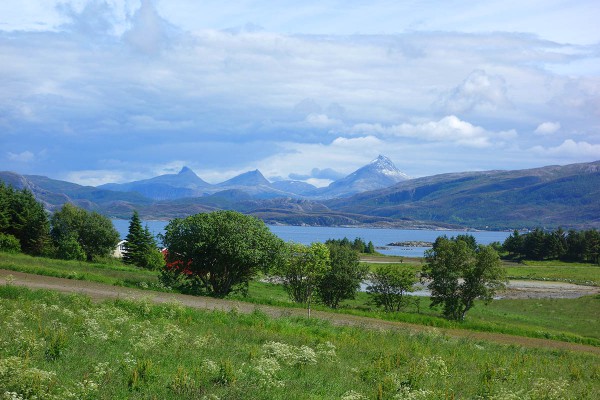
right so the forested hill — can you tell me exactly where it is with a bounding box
[325,161,600,230]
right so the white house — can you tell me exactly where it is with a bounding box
[113,240,127,258]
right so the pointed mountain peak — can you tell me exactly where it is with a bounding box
[323,155,409,197]
[178,166,195,175]
[219,169,270,187]
[366,155,409,179]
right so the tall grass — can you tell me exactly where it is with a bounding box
[0,285,598,399]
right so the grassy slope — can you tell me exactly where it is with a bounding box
[1,285,598,399]
[2,252,599,346]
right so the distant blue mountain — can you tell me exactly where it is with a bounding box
[98,167,211,200]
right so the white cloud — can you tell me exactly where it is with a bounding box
[351,116,517,148]
[7,150,34,162]
[436,69,511,113]
[255,136,385,186]
[64,170,127,186]
[0,1,598,182]
[305,113,341,128]
[532,139,600,158]
[534,121,561,135]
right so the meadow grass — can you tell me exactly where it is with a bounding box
[2,252,599,347]
[0,252,162,289]
[503,260,600,286]
[1,284,598,400]
[232,281,600,347]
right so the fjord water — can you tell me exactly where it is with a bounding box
[112,219,511,257]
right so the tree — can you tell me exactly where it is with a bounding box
[317,242,368,309]
[0,183,50,255]
[502,230,523,258]
[278,242,330,317]
[123,211,163,269]
[366,264,417,312]
[424,236,505,321]
[50,203,120,261]
[162,211,285,297]
[523,228,547,260]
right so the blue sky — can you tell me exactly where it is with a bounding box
[1,0,599,187]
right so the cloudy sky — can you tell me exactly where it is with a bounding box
[1,0,599,187]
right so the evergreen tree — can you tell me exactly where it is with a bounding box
[0,183,50,255]
[123,211,162,269]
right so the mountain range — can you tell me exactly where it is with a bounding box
[1,158,599,230]
[97,155,408,200]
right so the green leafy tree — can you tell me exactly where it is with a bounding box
[278,242,330,317]
[54,233,86,261]
[123,211,163,269]
[162,211,285,297]
[424,236,506,321]
[51,203,120,261]
[366,264,417,312]
[317,243,368,308]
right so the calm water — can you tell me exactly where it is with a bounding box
[112,219,510,257]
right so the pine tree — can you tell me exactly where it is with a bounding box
[123,211,162,269]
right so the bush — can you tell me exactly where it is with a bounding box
[0,233,21,253]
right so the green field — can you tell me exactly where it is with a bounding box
[503,260,600,286]
[1,285,598,399]
[2,252,599,347]
[0,252,162,289]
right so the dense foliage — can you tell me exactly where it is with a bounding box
[50,203,120,261]
[162,210,285,297]
[424,235,506,321]
[277,242,330,316]
[325,236,376,254]
[366,264,417,312]
[318,242,368,309]
[0,182,50,255]
[503,228,600,264]
[123,211,164,270]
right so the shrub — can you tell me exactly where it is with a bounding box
[0,233,20,253]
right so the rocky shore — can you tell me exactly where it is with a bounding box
[387,241,434,247]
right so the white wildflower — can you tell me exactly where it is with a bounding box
[393,387,435,400]
[202,359,219,375]
[341,390,368,400]
[252,357,283,388]
[316,341,337,360]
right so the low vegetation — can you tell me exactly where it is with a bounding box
[1,285,598,399]
[2,251,599,347]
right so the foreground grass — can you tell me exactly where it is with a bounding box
[2,252,599,347]
[1,285,598,400]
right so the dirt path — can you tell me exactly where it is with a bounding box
[1,269,599,356]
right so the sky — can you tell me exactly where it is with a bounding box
[1,0,599,187]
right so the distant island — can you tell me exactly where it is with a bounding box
[387,241,434,247]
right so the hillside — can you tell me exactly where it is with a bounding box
[326,161,600,229]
